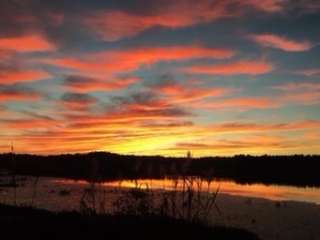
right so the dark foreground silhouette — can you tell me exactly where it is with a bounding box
[0,152,319,186]
[0,204,259,240]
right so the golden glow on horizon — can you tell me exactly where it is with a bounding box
[1,118,320,156]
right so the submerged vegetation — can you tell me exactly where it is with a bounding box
[78,175,221,224]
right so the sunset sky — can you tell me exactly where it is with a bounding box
[0,0,320,156]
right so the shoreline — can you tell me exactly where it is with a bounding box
[213,193,320,240]
[1,176,320,240]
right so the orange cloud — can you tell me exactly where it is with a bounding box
[245,0,283,12]
[193,83,320,111]
[63,100,189,129]
[250,33,313,52]
[285,92,320,105]
[3,113,320,155]
[165,132,319,156]
[196,97,278,110]
[60,93,97,112]
[173,135,292,151]
[183,60,273,75]
[4,118,61,129]
[61,94,298,136]
[53,88,190,131]
[206,120,320,134]
[84,8,229,41]
[0,34,56,53]
[64,75,140,93]
[273,82,320,105]
[154,81,231,104]
[286,120,320,130]
[84,0,283,41]
[0,90,40,102]
[47,45,234,78]
[0,50,12,60]
[63,118,320,155]
[0,69,50,84]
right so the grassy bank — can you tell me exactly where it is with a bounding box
[0,204,259,240]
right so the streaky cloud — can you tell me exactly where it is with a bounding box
[249,33,314,52]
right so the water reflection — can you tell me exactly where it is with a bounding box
[55,178,320,205]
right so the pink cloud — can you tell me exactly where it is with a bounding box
[84,0,283,41]
[273,82,320,91]
[173,135,291,151]
[245,0,283,12]
[196,97,278,110]
[0,34,56,53]
[2,117,62,130]
[84,2,230,41]
[273,82,320,105]
[182,60,273,75]
[0,90,40,102]
[64,76,140,93]
[46,45,234,79]
[207,120,320,133]
[296,68,320,77]
[154,81,232,104]
[60,93,97,112]
[250,33,313,52]
[0,69,50,84]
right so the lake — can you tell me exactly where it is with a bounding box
[1,176,320,212]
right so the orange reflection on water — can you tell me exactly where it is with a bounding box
[54,178,320,204]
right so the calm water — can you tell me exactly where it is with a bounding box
[55,178,320,205]
[2,176,320,240]
[1,176,320,212]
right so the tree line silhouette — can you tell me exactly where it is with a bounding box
[0,152,319,187]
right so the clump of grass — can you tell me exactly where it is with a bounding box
[110,175,221,225]
[31,176,40,207]
[80,182,98,215]
[113,181,155,216]
[79,158,108,215]
[59,189,71,196]
[158,176,221,223]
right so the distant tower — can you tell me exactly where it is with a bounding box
[187,150,192,159]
